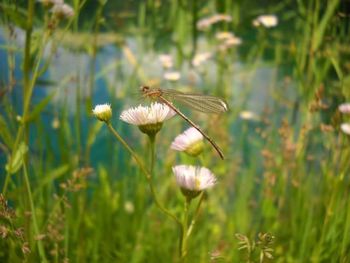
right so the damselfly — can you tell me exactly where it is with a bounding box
[140,86,228,159]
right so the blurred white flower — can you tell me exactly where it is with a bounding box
[120,103,175,136]
[92,104,112,122]
[340,123,350,135]
[124,201,135,214]
[164,71,181,81]
[159,54,173,69]
[51,3,75,19]
[253,15,278,28]
[173,165,217,198]
[197,14,232,30]
[224,36,242,46]
[192,52,212,67]
[339,103,350,114]
[239,110,259,121]
[51,117,60,129]
[215,31,235,41]
[217,33,242,51]
[171,127,204,156]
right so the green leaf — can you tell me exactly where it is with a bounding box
[36,79,58,87]
[5,142,28,174]
[87,121,103,148]
[25,91,56,122]
[0,114,14,149]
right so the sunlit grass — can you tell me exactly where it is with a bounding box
[0,0,349,262]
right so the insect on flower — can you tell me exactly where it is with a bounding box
[140,86,228,159]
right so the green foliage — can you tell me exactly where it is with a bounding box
[1,0,349,262]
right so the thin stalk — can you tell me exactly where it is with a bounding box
[2,9,50,194]
[180,197,191,261]
[186,192,204,238]
[85,0,106,164]
[105,123,181,226]
[149,135,156,175]
[23,163,47,263]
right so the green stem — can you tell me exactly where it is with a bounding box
[149,135,156,174]
[23,163,47,263]
[186,192,204,238]
[106,123,181,226]
[180,197,191,261]
[2,6,50,195]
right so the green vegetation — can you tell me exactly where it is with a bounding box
[0,0,349,262]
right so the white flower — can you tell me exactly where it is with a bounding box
[339,103,350,114]
[215,32,235,41]
[171,127,204,156]
[159,54,173,69]
[124,201,135,214]
[164,71,181,81]
[253,15,278,28]
[239,110,259,121]
[120,103,175,136]
[51,117,60,129]
[196,14,232,30]
[223,36,242,46]
[173,165,217,198]
[120,102,175,125]
[51,3,75,19]
[192,52,212,67]
[212,14,232,22]
[341,123,350,135]
[92,104,112,122]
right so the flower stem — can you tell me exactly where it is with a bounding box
[180,197,191,261]
[106,123,181,226]
[149,135,156,175]
[2,2,50,195]
[23,163,47,263]
[186,191,204,238]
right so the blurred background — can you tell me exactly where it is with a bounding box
[0,0,350,262]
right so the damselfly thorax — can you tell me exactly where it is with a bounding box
[140,85,228,159]
[141,86,163,100]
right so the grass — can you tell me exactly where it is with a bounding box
[0,0,350,262]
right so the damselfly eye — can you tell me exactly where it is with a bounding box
[140,86,150,93]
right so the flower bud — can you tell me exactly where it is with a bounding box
[92,104,112,123]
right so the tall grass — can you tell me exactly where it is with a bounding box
[0,0,349,262]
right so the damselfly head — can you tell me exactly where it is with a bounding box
[140,86,162,100]
[140,86,150,93]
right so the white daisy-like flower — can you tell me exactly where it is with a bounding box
[173,165,217,198]
[192,52,212,67]
[51,3,75,19]
[196,14,232,30]
[340,123,350,135]
[253,15,278,28]
[120,103,175,136]
[339,103,350,114]
[164,71,181,81]
[171,127,204,156]
[159,54,173,69]
[92,104,112,122]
